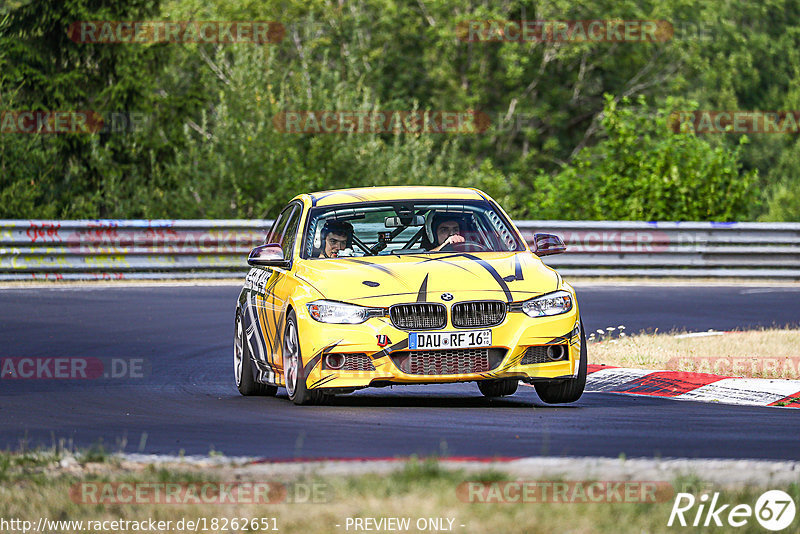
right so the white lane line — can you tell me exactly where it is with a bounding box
[740,287,800,294]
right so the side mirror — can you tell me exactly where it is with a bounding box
[248,243,290,268]
[533,233,567,257]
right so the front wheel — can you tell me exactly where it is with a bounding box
[234,313,277,396]
[283,310,328,405]
[534,322,587,404]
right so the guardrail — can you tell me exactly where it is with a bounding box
[515,221,800,278]
[0,220,798,280]
[0,220,269,281]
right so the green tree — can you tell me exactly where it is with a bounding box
[0,0,176,217]
[524,96,757,220]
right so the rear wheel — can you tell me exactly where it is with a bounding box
[234,313,277,396]
[283,310,328,405]
[477,378,519,397]
[534,322,587,404]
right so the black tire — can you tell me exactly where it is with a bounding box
[283,310,328,405]
[534,322,587,404]
[234,313,278,396]
[477,378,519,397]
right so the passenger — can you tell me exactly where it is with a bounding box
[315,220,353,258]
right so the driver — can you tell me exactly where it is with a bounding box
[428,214,466,252]
[315,220,353,258]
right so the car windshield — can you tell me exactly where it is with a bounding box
[302,200,524,258]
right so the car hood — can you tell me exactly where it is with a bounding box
[293,252,560,305]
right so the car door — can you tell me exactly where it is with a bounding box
[243,202,302,385]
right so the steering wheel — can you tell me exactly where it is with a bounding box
[443,240,490,252]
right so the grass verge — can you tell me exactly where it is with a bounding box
[1,450,799,534]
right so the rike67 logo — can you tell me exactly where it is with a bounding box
[668,490,797,531]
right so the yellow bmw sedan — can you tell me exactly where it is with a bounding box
[233,186,586,405]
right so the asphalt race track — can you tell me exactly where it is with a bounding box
[1,284,799,460]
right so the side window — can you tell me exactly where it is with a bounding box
[280,206,302,258]
[267,205,295,245]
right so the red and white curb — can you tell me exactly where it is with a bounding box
[585,364,800,408]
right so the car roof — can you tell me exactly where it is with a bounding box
[297,186,486,208]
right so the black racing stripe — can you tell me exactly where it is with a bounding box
[416,274,429,302]
[265,275,281,351]
[370,338,409,360]
[340,191,371,202]
[309,374,338,389]
[341,257,393,274]
[456,253,513,302]
[507,353,524,366]
[414,253,515,295]
[350,292,415,301]
[272,302,287,368]
[415,252,470,264]
[314,191,372,207]
[309,375,328,388]
[514,255,524,281]
[322,341,344,355]
[263,294,274,360]
[250,294,273,364]
[310,191,338,207]
[340,258,407,284]
[406,254,476,274]
[496,361,518,373]
[302,354,321,378]
[544,329,576,345]
[264,272,283,364]
[302,340,343,378]
[266,270,282,293]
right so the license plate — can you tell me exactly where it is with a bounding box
[408,330,492,350]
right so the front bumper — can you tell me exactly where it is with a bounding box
[294,303,582,390]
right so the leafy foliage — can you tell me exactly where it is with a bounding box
[0,0,796,220]
[525,96,757,221]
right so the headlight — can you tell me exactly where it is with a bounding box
[521,290,573,318]
[307,300,384,324]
